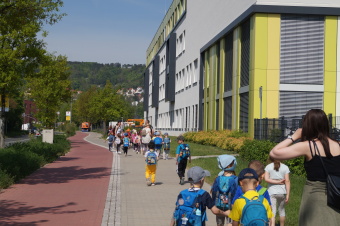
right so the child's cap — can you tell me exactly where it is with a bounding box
[238,168,258,182]
[187,166,211,183]
[217,154,237,171]
[164,132,168,136]
[124,133,128,136]
[154,131,160,136]
[176,135,185,141]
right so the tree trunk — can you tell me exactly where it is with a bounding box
[0,93,5,148]
[102,120,106,134]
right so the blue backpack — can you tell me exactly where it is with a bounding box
[240,195,269,226]
[154,137,163,146]
[179,144,190,160]
[173,189,207,226]
[108,135,114,142]
[123,137,129,147]
[146,151,157,165]
[212,175,237,210]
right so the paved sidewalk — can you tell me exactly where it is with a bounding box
[85,132,216,226]
[0,132,112,226]
[0,132,217,226]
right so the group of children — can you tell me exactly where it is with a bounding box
[111,129,274,225]
[170,152,274,225]
[143,133,275,225]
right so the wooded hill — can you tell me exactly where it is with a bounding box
[68,62,145,91]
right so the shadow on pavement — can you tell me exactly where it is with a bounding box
[0,200,86,225]
[16,166,111,185]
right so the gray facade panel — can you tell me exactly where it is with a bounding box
[152,55,160,108]
[280,14,324,85]
[143,71,149,111]
[165,33,176,102]
[280,91,323,117]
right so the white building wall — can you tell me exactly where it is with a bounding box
[145,0,340,136]
[256,0,340,7]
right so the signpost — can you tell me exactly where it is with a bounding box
[66,111,71,121]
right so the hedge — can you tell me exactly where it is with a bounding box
[184,130,306,177]
[0,135,71,189]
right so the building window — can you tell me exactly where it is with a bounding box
[224,97,232,130]
[239,92,249,132]
[240,20,250,87]
[280,91,323,118]
[224,33,233,92]
[280,14,324,84]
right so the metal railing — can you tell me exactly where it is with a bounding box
[254,114,340,142]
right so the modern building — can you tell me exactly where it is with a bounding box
[144,0,340,137]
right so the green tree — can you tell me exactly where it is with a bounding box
[72,81,131,132]
[0,0,65,147]
[27,54,71,128]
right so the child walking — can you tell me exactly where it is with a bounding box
[144,141,159,186]
[122,133,130,156]
[171,166,230,226]
[229,168,273,225]
[153,131,163,157]
[134,131,141,154]
[106,132,114,152]
[163,132,171,160]
[231,160,272,206]
[264,157,290,226]
[211,155,238,226]
[115,133,122,154]
[176,135,191,185]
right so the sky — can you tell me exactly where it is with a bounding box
[43,0,173,65]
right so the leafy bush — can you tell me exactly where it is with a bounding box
[0,147,44,181]
[184,130,250,152]
[239,139,276,164]
[65,122,77,137]
[0,169,14,189]
[0,135,71,189]
[239,139,306,176]
[56,122,77,137]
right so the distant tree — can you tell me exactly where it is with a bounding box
[27,54,71,128]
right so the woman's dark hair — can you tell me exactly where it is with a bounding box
[269,156,281,171]
[301,109,332,158]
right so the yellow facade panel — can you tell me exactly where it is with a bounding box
[324,16,338,115]
[266,14,280,118]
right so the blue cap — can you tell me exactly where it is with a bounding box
[238,168,258,182]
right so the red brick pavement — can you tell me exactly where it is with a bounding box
[0,132,112,226]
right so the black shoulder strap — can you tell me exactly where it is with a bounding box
[312,140,328,175]
[308,140,315,157]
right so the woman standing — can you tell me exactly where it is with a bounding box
[270,109,340,225]
[264,157,290,226]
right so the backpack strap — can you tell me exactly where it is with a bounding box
[241,195,250,202]
[258,187,267,196]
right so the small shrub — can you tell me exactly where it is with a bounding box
[183,130,250,152]
[0,134,71,189]
[239,139,276,164]
[0,147,44,181]
[64,122,77,137]
[0,169,14,189]
[239,139,306,176]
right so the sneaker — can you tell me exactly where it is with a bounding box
[151,183,156,186]
[146,178,151,186]
[180,178,185,185]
